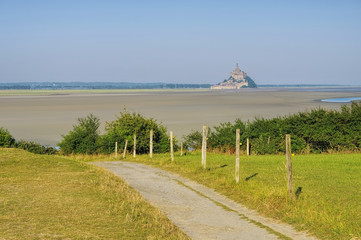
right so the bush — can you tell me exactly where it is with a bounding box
[183,130,203,151]
[252,136,279,155]
[209,119,246,153]
[100,109,171,154]
[58,114,101,154]
[183,102,361,154]
[0,127,15,147]
[0,127,57,154]
[16,140,57,155]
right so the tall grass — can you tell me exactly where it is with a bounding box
[0,148,189,239]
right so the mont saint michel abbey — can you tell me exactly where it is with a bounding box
[211,64,257,89]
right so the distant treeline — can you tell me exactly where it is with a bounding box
[0,82,211,90]
[184,102,361,154]
[0,82,347,90]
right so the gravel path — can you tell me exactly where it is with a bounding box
[92,161,317,240]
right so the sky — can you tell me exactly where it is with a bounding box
[1,0,361,85]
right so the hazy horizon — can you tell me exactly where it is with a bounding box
[1,1,360,85]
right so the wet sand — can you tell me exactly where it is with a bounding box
[0,88,360,146]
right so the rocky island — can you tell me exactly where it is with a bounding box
[211,64,257,89]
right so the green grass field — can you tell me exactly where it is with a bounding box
[83,151,360,240]
[2,148,360,240]
[0,148,189,239]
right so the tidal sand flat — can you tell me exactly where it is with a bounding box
[0,88,360,146]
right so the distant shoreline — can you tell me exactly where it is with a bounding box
[1,85,361,97]
[1,81,359,91]
[0,88,211,97]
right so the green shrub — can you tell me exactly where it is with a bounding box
[0,127,15,147]
[100,109,170,154]
[209,119,246,153]
[183,102,361,154]
[183,130,203,151]
[0,127,57,154]
[16,140,57,155]
[252,136,279,155]
[58,114,101,154]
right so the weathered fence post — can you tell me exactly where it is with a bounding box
[123,140,128,159]
[170,131,174,161]
[180,141,183,156]
[235,129,240,183]
[202,125,207,169]
[133,134,136,158]
[115,142,118,159]
[247,138,250,156]
[286,134,293,197]
[150,129,153,158]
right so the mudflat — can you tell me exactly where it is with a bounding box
[0,88,360,146]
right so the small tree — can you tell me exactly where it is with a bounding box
[58,114,100,154]
[0,127,15,147]
[100,109,170,154]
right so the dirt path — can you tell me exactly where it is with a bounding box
[92,161,317,240]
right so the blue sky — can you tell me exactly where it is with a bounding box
[1,0,360,85]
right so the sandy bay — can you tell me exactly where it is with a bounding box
[0,88,360,146]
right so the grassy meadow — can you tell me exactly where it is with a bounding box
[73,151,361,240]
[1,143,360,239]
[0,148,189,239]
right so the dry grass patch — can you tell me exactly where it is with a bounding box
[0,148,189,239]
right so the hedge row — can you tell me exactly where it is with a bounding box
[0,127,57,155]
[183,102,361,154]
[3,102,361,156]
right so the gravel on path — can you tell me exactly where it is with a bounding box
[92,161,317,240]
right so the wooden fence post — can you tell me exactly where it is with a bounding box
[133,134,136,158]
[180,141,183,156]
[150,129,153,158]
[115,142,118,159]
[123,140,128,159]
[247,138,250,156]
[286,134,293,197]
[202,125,207,169]
[170,131,174,161]
[235,129,240,183]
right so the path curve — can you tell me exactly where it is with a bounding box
[92,161,317,240]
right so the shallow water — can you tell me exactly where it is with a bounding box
[321,97,361,103]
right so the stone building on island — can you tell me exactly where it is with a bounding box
[211,64,257,89]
